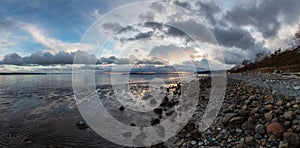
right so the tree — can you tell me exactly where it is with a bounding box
[294,24,300,45]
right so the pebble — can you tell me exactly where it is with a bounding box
[250,107,260,115]
[264,111,273,121]
[245,136,254,144]
[254,133,262,139]
[283,132,299,147]
[234,143,248,148]
[153,108,163,115]
[191,140,197,145]
[76,120,88,129]
[283,111,296,120]
[150,118,160,126]
[172,78,300,147]
[119,106,125,111]
[278,141,289,148]
[191,129,201,140]
[255,124,266,134]
[266,122,284,138]
[23,137,33,144]
[264,104,273,111]
[229,117,246,128]
[275,100,283,106]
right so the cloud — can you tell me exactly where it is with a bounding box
[212,26,267,52]
[149,44,198,64]
[136,57,169,65]
[1,53,24,65]
[97,56,168,65]
[23,24,94,52]
[167,19,216,44]
[174,0,191,9]
[195,1,221,25]
[0,50,97,65]
[139,11,155,22]
[224,0,300,38]
[150,2,166,13]
[102,22,124,33]
[0,19,29,55]
[102,22,193,44]
[91,8,101,18]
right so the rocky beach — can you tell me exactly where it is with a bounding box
[0,74,299,147]
[170,74,300,148]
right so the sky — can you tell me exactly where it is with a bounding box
[0,0,300,72]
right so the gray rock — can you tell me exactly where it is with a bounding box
[265,111,273,122]
[279,141,289,148]
[255,124,266,134]
[76,120,88,129]
[222,113,238,126]
[119,106,125,111]
[250,107,260,115]
[153,108,163,115]
[254,133,262,139]
[234,143,248,148]
[245,136,254,144]
[275,100,284,106]
[283,111,296,120]
[283,132,299,147]
[229,117,246,128]
[23,137,33,144]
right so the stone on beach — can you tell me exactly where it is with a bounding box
[151,118,160,126]
[222,113,238,126]
[153,108,163,115]
[229,116,246,128]
[159,96,169,107]
[266,122,285,138]
[283,111,296,120]
[282,132,299,147]
[76,120,88,129]
[255,124,266,134]
[23,137,33,144]
[119,106,125,111]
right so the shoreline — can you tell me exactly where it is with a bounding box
[0,75,299,147]
[171,76,299,147]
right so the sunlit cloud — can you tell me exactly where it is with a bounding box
[23,24,94,53]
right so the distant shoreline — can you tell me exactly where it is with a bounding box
[0,70,223,75]
[0,72,47,75]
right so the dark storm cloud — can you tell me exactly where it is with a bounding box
[168,19,215,44]
[1,53,23,65]
[213,27,255,50]
[103,21,193,43]
[122,31,154,42]
[174,0,191,9]
[196,1,221,25]
[225,0,300,38]
[98,56,167,65]
[222,50,248,65]
[212,26,269,64]
[144,22,163,30]
[0,51,97,65]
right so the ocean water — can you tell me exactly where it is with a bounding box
[0,73,198,147]
[0,73,190,88]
